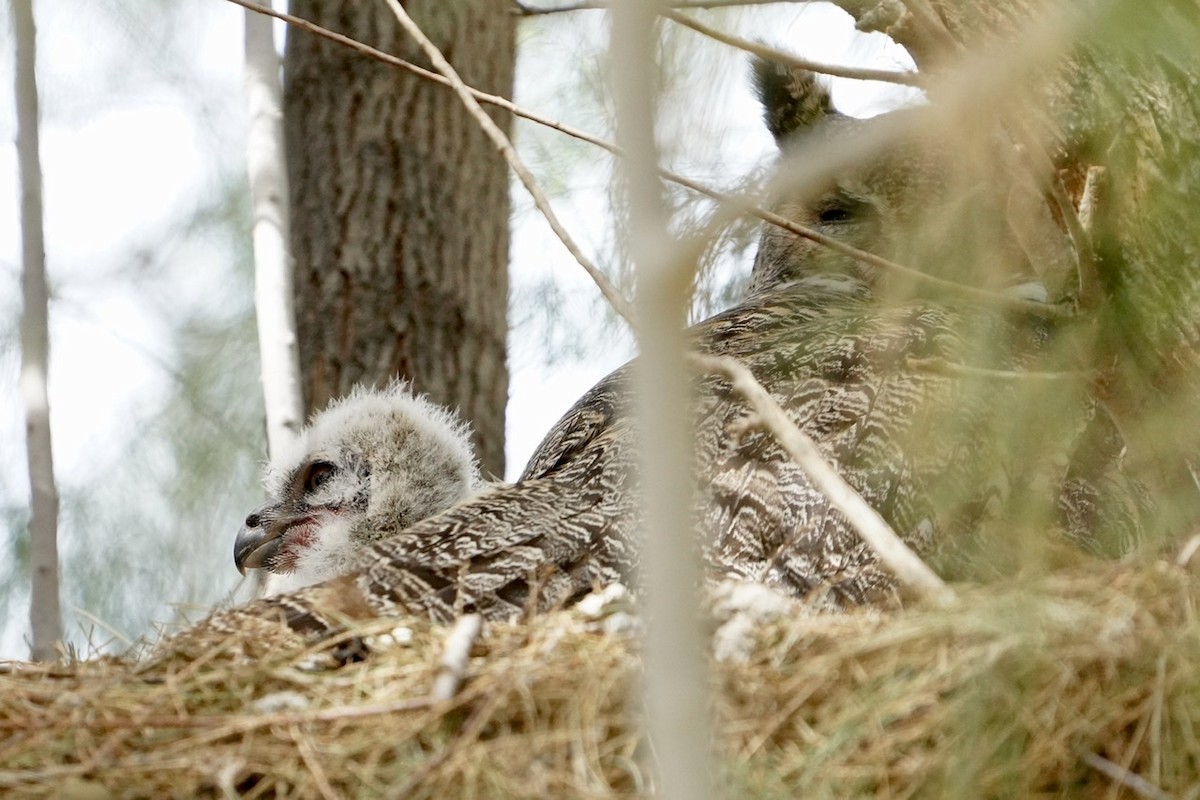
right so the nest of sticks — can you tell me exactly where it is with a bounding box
[2,558,1198,799]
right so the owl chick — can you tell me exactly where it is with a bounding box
[233,382,483,596]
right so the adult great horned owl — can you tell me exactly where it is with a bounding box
[218,60,1143,638]
[233,382,483,596]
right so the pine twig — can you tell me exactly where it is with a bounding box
[612,0,717,796]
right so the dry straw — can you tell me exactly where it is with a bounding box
[1,558,1197,798]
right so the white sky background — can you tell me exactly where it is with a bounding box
[0,1,913,658]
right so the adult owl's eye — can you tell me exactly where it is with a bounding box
[303,461,337,493]
[816,193,866,224]
[819,205,853,223]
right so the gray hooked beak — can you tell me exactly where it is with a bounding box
[234,503,284,576]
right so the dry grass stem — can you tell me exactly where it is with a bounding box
[1079,750,1173,800]
[1,564,1197,796]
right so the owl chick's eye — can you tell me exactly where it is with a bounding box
[303,461,337,494]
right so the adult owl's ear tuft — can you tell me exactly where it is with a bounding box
[752,56,836,147]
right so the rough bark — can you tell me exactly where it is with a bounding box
[12,0,62,662]
[284,1,513,477]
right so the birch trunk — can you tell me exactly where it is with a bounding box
[244,8,304,459]
[12,0,62,662]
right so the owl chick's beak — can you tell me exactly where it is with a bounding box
[234,503,283,576]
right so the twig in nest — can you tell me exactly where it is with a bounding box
[1175,534,1200,569]
[291,725,338,800]
[1077,165,1106,233]
[1078,751,1171,800]
[429,613,483,703]
[392,690,502,796]
[694,353,956,607]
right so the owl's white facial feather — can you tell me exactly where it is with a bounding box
[261,513,354,596]
[233,382,483,592]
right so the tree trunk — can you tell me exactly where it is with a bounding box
[244,9,304,461]
[12,0,62,662]
[284,0,513,478]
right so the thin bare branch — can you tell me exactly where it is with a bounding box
[694,353,957,607]
[514,0,806,13]
[661,9,924,87]
[227,0,1073,320]
[226,0,620,154]
[381,0,637,329]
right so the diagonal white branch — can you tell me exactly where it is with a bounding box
[694,353,956,606]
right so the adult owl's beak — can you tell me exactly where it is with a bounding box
[234,503,283,576]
